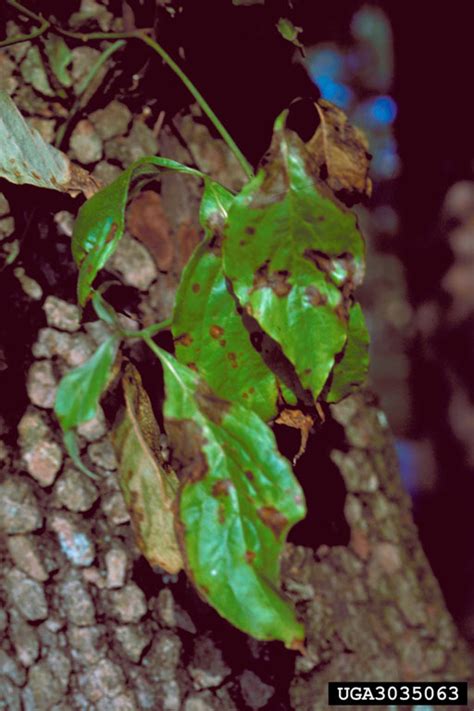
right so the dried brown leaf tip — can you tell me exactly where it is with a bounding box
[67,163,102,199]
[275,408,314,464]
[307,100,372,198]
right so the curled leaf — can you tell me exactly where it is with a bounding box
[307,99,372,198]
[275,409,313,464]
[152,345,306,646]
[0,91,99,198]
[113,363,183,574]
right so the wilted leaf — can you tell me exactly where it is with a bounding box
[71,156,219,305]
[0,91,99,198]
[153,345,305,646]
[275,409,313,464]
[55,335,120,431]
[327,302,370,402]
[223,111,366,403]
[307,100,372,198]
[44,35,73,88]
[113,363,183,573]
[173,180,279,420]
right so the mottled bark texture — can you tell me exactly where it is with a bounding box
[284,390,472,710]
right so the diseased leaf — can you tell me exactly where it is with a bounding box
[0,91,99,198]
[307,100,372,198]
[275,409,313,464]
[173,241,279,421]
[154,345,306,646]
[55,335,120,431]
[44,35,73,88]
[113,363,183,574]
[173,180,279,420]
[223,111,366,403]
[327,302,370,402]
[71,156,221,305]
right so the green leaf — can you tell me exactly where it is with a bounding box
[71,156,218,306]
[277,18,303,48]
[152,344,305,646]
[0,91,97,197]
[199,178,235,235]
[63,430,100,480]
[113,363,183,574]
[327,302,370,402]
[173,241,279,421]
[173,180,279,420]
[223,113,366,402]
[20,46,54,97]
[55,335,119,431]
[44,35,73,88]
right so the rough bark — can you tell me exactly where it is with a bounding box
[283,390,472,710]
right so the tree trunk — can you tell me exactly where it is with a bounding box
[284,390,471,709]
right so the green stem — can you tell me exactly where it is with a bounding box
[6,0,43,22]
[55,39,127,148]
[137,33,254,180]
[0,19,49,47]
[2,0,50,47]
[123,319,172,340]
[143,334,163,361]
[4,0,254,180]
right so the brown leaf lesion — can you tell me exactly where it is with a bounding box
[252,261,292,297]
[275,408,314,464]
[257,506,288,539]
[195,382,231,425]
[165,418,208,483]
[306,99,372,199]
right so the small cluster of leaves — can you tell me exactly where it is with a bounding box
[0,90,369,647]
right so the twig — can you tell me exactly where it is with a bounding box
[152,110,166,140]
[1,0,50,47]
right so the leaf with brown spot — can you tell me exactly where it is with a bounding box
[257,506,289,539]
[275,408,314,464]
[0,91,100,199]
[112,362,183,574]
[223,109,367,402]
[153,346,306,646]
[173,181,279,420]
[307,99,372,198]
